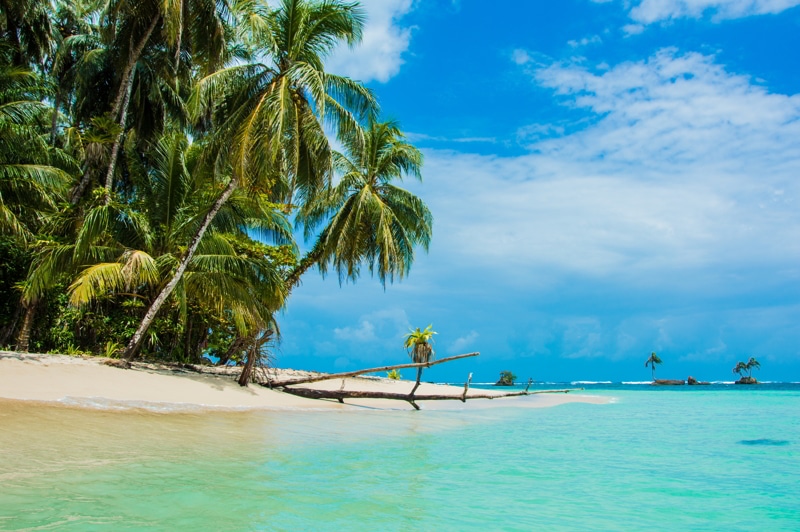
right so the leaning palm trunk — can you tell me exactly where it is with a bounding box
[237,330,274,387]
[103,14,161,204]
[16,301,37,353]
[122,176,238,360]
[237,336,258,387]
[283,241,325,292]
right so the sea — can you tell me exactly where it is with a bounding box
[1,383,798,531]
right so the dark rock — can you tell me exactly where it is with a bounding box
[735,376,758,385]
[652,379,685,386]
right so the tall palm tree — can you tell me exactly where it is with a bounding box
[0,0,53,68]
[122,0,376,360]
[645,352,662,380]
[289,119,432,289]
[0,57,77,351]
[64,130,291,357]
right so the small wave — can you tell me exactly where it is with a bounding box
[621,381,652,385]
[58,396,248,413]
[570,381,612,385]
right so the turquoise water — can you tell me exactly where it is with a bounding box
[1,387,798,530]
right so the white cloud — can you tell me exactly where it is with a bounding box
[512,49,531,65]
[418,49,800,289]
[333,308,411,343]
[447,331,479,354]
[567,35,603,48]
[627,0,800,24]
[325,0,415,82]
[333,320,376,342]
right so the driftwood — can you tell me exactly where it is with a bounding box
[265,351,581,410]
[280,386,583,410]
[263,352,480,388]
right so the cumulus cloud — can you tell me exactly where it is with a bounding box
[626,0,800,24]
[333,309,411,344]
[333,320,377,342]
[325,0,415,83]
[447,331,479,354]
[419,49,800,289]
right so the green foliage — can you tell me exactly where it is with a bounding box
[734,358,761,379]
[496,371,516,386]
[0,0,432,366]
[386,369,401,380]
[645,352,662,379]
[404,324,436,364]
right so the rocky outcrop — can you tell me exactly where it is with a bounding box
[652,379,685,385]
[687,376,710,385]
[735,376,758,385]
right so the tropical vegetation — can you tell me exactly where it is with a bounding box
[0,0,432,384]
[404,324,436,384]
[645,352,662,380]
[733,357,760,384]
[495,370,516,386]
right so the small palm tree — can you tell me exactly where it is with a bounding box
[732,361,748,379]
[745,357,760,378]
[404,324,436,386]
[645,352,662,380]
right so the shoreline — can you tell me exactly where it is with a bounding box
[0,351,606,412]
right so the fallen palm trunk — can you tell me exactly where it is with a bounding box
[279,386,582,410]
[262,352,480,388]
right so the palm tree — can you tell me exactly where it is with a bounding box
[0,57,77,351]
[289,119,432,289]
[733,361,748,380]
[404,324,436,390]
[0,0,53,68]
[122,0,376,360]
[64,130,291,358]
[645,352,662,380]
[745,357,760,378]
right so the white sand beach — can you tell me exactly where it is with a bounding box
[0,351,606,411]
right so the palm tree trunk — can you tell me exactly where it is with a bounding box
[237,338,257,387]
[16,301,36,353]
[101,14,160,204]
[111,14,160,118]
[122,176,239,361]
[284,239,325,292]
[50,90,61,146]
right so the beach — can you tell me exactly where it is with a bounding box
[0,351,604,411]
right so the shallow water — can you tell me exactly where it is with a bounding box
[1,387,798,530]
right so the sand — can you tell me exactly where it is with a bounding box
[0,351,607,411]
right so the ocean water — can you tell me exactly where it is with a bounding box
[1,386,798,531]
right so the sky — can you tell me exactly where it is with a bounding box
[277,0,800,383]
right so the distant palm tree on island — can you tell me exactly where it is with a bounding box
[645,352,663,381]
[733,357,761,384]
[495,371,516,386]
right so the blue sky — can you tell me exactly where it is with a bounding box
[278,0,800,383]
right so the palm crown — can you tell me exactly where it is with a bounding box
[404,324,436,364]
[645,352,662,379]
